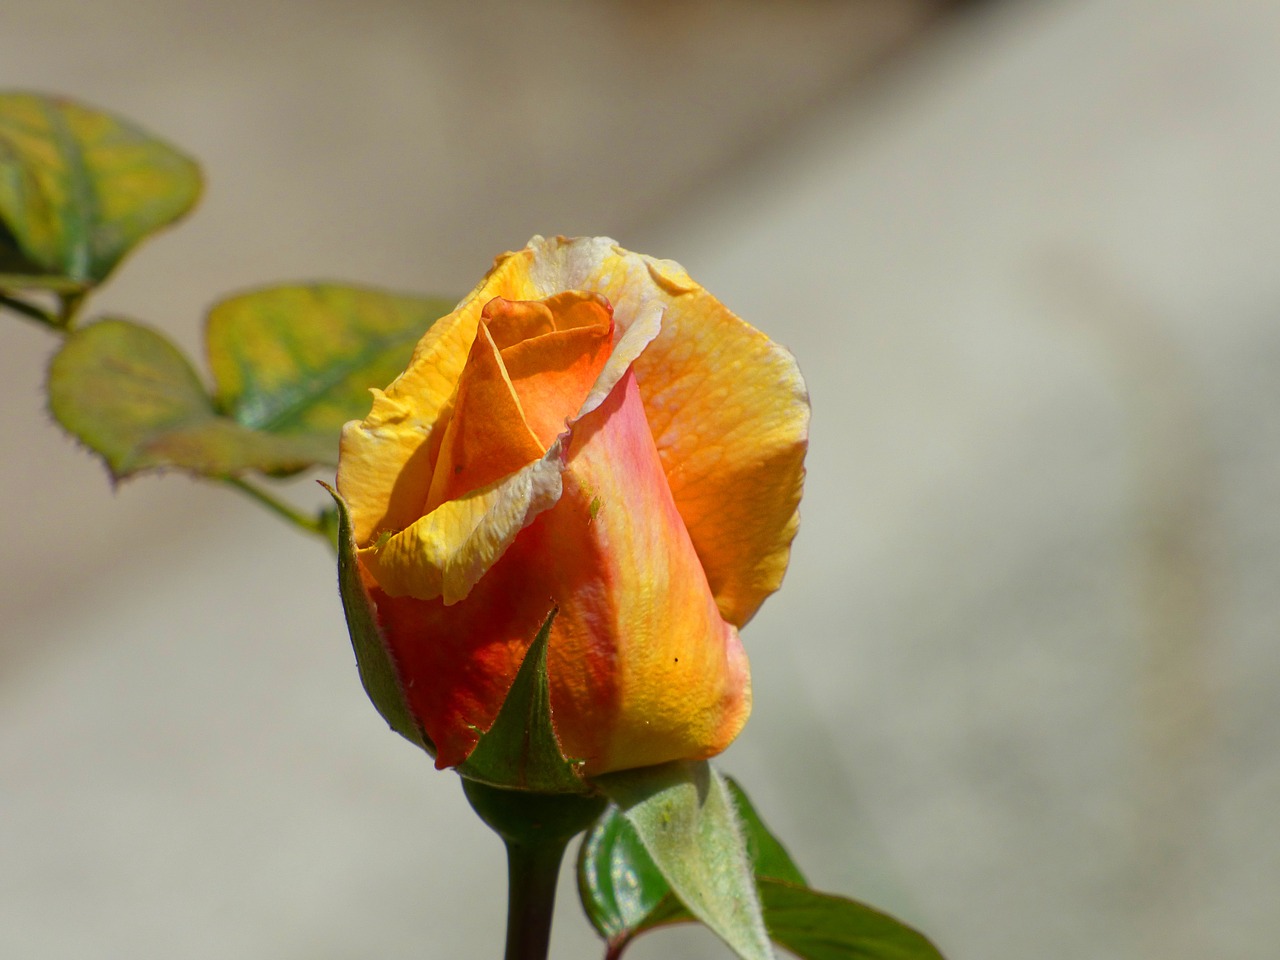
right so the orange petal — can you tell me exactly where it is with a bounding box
[517,236,810,627]
[490,293,614,448]
[632,272,809,628]
[544,369,751,774]
[371,566,555,769]
[483,296,555,349]
[425,322,544,512]
[359,447,564,604]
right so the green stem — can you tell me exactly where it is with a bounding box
[0,273,88,294]
[503,833,568,960]
[58,289,87,330]
[223,476,337,551]
[462,779,608,960]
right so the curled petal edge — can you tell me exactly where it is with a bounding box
[356,300,664,607]
[359,446,566,605]
[578,299,663,420]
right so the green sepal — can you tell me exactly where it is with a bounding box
[0,91,201,289]
[457,609,589,794]
[580,775,943,959]
[592,761,772,960]
[326,484,432,754]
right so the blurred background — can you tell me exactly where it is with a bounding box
[3,1,1278,958]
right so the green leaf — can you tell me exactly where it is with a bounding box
[594,762,773,960]
[726,778,807,888]
[579,775,806,948]
[760,881,944,960]
[47,286,451,480]
[457,608,589,794]
[48,318,331,479]
[0,91,201,287]
[206,284,454,443]
[327,485,432,753]
[580,777,942,960]
[578,792,688,946]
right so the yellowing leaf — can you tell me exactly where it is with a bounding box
[49,286,453,480]
[0,92,201,287]
[206,284,455,443]
[48,319,331,479]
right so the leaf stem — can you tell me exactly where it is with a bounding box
[58,289,87,330]
[0,273,88,294]
[223,476,337,550]
[0,292,63,331]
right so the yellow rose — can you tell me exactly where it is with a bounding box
[337,236,808,777]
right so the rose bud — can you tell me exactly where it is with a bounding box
[336,236,808,782]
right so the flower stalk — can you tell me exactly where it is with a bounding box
[463,779,607,960]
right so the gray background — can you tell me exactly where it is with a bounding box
[2,2,1277,958]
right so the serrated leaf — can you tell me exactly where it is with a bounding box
[206,284,454,443]
[457,608,588,793]
[48,284,451,480]
[0,91,201,287]
[327,485,431,753]
[595,761,773,960]
[580,777,941,959]
[48,318,331,479]
[760,881,944,960]
[579,776,804,948]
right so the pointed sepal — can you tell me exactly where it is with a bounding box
[457,609,589,794]
[326,484,432,754]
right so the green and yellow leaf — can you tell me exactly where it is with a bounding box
[0,92,201,288]
[47,286,452,480]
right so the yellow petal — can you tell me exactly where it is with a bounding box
[336,246,542,545]
[359,446,565,605]
[635,277,809,627]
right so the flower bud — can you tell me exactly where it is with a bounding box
[336,236,808,782]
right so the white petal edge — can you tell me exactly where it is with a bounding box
[575,298,663,421]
